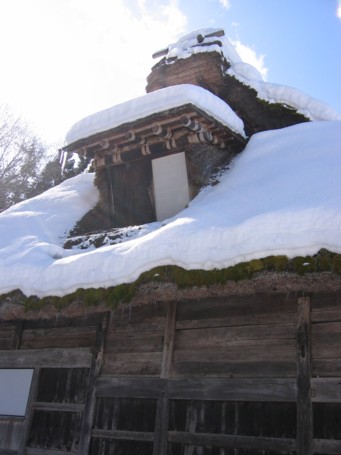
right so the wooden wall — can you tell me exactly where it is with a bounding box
[0,313,105,455]
[0,291,341,454]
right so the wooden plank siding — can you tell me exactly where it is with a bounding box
[102,302,166,377]
[0,313,104,454]
[0,292,341,453]
[173,295,297,379]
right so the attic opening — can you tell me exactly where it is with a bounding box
[64,100,246,229]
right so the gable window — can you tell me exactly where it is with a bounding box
[0,369,33,416]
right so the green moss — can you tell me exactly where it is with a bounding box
[316,249,333,272]
[2,250,340,311]
[291,256,317,275]
[262,256,289,272]
[332,254,341,274]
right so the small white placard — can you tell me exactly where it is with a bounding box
[0,369,33,416]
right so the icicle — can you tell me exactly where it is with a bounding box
[60,149,69,172]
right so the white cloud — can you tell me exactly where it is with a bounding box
[337,2,341,19]
[0,0,187,144]
[219,0,231,10]
[231,40,268,80]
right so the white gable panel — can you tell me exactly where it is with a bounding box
[152,153,190,221]
[0,369,33,416]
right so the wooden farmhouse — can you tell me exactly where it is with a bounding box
[0,28,341,455]
[62,28,307,232]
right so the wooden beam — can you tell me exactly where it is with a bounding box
[297,296,313,455]
[91,429,154,442]
[161,301,177,379]
[12,320,23,350]
[152,123,172,138]
[33,402,84,413]
[26,448,76,455]
[168,432,296,451]
[153,394,169,455]
[95,377,165,398]
[313,439,341,454]
[0,348,92,368]
[78,313,110,454]
[167,378,296,402]
[312,378,341,402]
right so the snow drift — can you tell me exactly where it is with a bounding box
[0,120,340,298]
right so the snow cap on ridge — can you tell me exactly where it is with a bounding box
[65,84,246,146]
[158,28,341,122]
[160,27,242,65]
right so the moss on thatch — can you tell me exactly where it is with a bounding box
[0,250,340,313]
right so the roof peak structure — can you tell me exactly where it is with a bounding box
[61,27,341,233]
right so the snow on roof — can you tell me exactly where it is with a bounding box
[1,120,341,298]
[159,28,341,122]
[227,62,341,122]
[163,27,242,64]
[65,84,246,146]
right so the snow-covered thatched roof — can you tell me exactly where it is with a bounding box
[1,120,340,298]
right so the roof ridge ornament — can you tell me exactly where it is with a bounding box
[152,29,225,59]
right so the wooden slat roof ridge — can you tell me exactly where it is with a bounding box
[64,84,246,150]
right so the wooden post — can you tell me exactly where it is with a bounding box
[161,301,177,379]
[78,312,110,454]
[297,296,313,455]
[154,302,177,454]
[12,319,23,350]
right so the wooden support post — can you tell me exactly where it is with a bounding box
[78,312,110,454]
[297,296,313,455]
[161,301,177,379]
[154,302,177,454]
[12,320,23,349]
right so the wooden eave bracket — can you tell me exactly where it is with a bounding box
[67,103,244,166]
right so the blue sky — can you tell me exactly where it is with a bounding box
[0,0,340,145]
[182,0,341,114]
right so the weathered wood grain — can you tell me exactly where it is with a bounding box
[94,377,297,402]
[297,296,313,455]
[110,302,166,331]
[173,358,297,378]
[312,321,341,359]
[312,378,341,402]
[161,301,177,378]
[174,339,295,360]
[313,358,341,377]
[311,309,341,323]
[91,428,155,441]
[313,438,341,454]
[175,323,296,350]
[0,419,25,451]
[26,448,78,455]
[167,378,297,402]
[311,292,341,312]
[95,377,165,398]
[20,326,96,349]
[167,431,296,451]
[176,312,296,330]
[102,352,162,376]
[105,330,164,354]
[79,314,109,455]
[33,402,84,413]
[0,348,92,368]
[0,324,15,350]
[176,294,297,323]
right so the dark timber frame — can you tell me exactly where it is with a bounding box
[1,291,341,454]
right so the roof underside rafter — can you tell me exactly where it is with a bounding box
[64,104,246,169]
